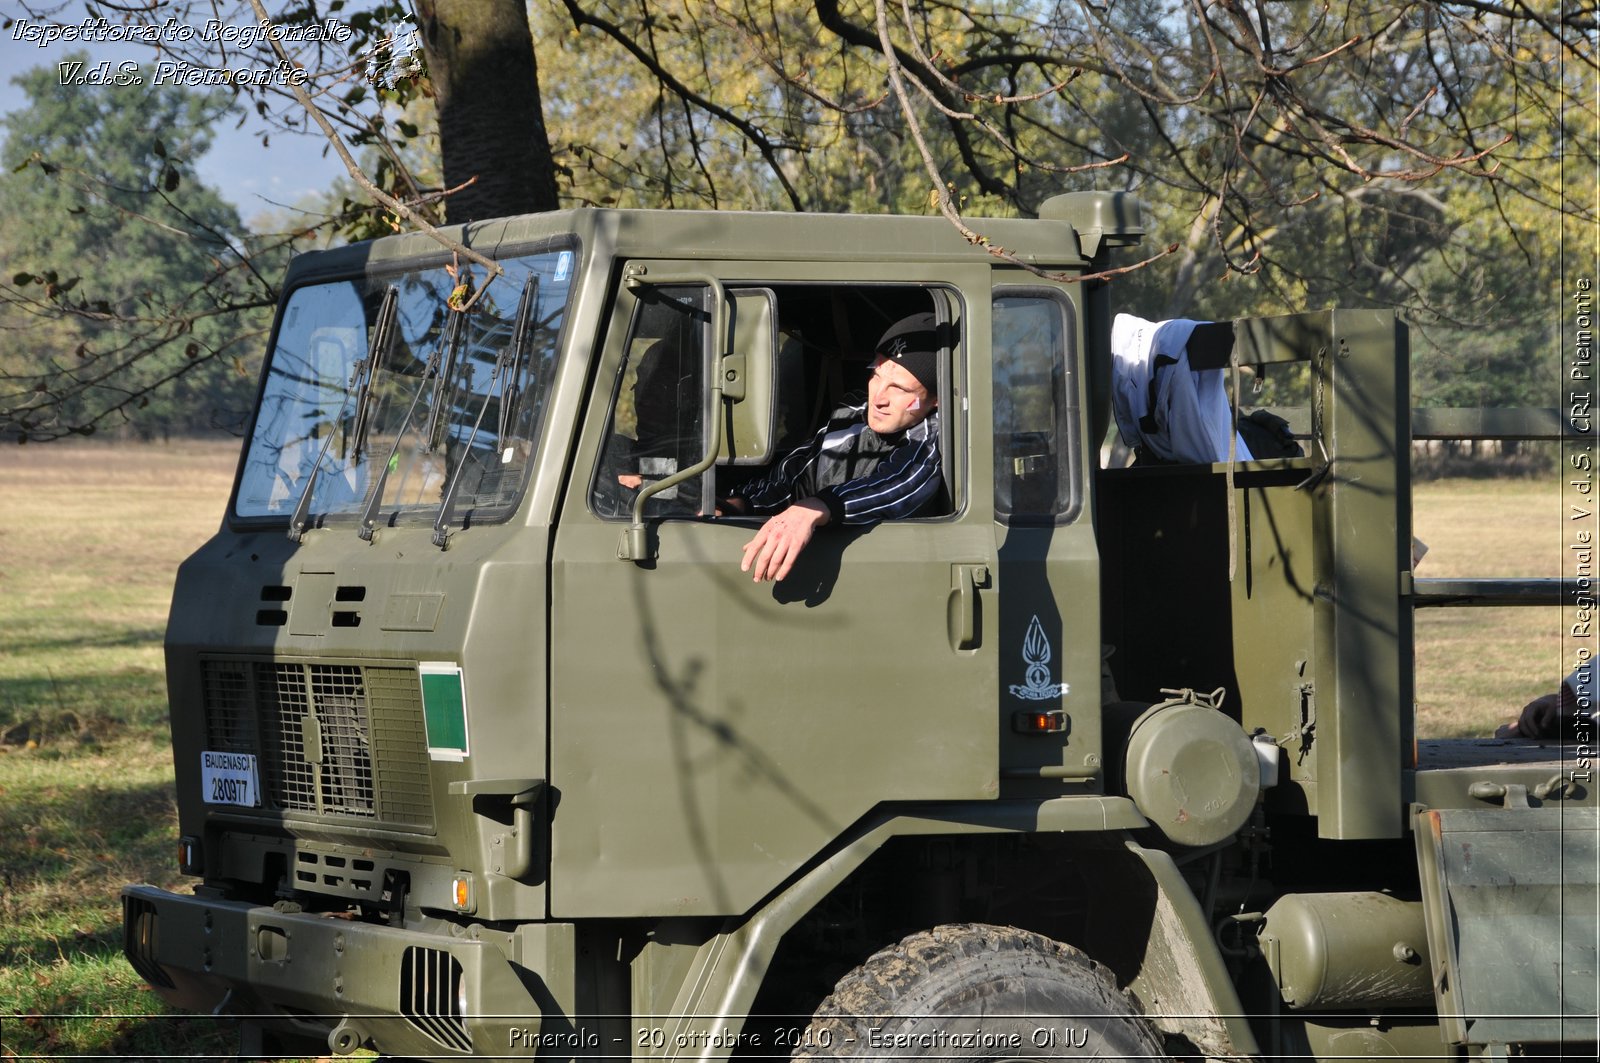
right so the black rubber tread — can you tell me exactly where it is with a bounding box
[795,923,1167,1061]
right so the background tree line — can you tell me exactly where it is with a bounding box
[1,0,1593,442]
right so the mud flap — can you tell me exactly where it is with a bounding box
[1415,804,1598,1046]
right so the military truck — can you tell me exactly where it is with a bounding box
[123,195,1596,1061]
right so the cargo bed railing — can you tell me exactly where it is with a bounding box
[1106,311,1585,840]
[1228,404,1585,607]
[1408,406,1586,608]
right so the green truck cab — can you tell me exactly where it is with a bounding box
[124,196,1596,1061]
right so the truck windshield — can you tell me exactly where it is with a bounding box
[236,246,574,528]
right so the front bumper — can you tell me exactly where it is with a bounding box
[123,884,570,1058]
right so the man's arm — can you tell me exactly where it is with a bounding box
[738,421,942,582]
[724,422,829,515]
[740,498,830,582]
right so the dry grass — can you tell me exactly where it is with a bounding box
[0,438,237,578]
[1412,477,1567,738]
[0,440,241,1060]
[0,440,239,734]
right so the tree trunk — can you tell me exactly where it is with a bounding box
[417,0,559,222]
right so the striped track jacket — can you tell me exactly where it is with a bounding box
[731,403,942,524]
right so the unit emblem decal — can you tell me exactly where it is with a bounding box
[1009,615,1069,701]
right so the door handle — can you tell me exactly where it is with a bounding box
[948,563,989,651]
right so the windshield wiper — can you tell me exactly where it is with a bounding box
[357,308,467,542]
[287,286,398,542]
[349,286,397,463]
[498,274,539,441]
[432,275,537,548]
[425,299,468,449]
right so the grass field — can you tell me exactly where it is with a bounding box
[0,443,243,1061]
[1411,478,1568,737]
[0,443,1570,1059]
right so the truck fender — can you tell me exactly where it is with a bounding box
[632,797,1252,1063]
[1116,840,1261,1059]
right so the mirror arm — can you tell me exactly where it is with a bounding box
[618,271,728,563]
[619,379,726,562]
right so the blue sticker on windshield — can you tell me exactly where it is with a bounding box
[555,251,572,282]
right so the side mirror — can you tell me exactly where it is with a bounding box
[616,274,775,562]
[721,287,777,465]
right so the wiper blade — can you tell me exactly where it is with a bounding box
[425,301,469,450]
[288,285,398,542]
[350,286,398,463]
[433,275,536,548]
[497,274,538,441]
[357,309,465,542]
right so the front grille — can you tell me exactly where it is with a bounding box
[201,661,254,752]
[199,658,434,830]
[400,946,472,1053]
[308,666,375,816]
[367,669,434,824]
[258,662,318,812]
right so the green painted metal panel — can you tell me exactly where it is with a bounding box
[419,662,469,758]
[1316,310,1412,839]
[547,262,1030,918]
[1413,578,1575,607]
[1417,806,1599,1046]
[1411,407,1576,441]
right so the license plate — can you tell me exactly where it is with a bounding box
[200,751,260,807]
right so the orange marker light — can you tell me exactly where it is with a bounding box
[451,875,473,911]
[1011,710,1070,735]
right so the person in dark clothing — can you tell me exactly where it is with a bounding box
[1498,664,1596,742]
[616,337,697,492]
[723,312,946,582]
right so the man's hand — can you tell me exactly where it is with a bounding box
[740,499,830,582]
[1500,691,1562,740]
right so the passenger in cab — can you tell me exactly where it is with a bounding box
[721,312,946,582]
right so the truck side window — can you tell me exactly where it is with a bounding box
[592,286,710,517]
[993,291,1080,523]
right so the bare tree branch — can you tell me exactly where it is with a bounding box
[244,0,501,287]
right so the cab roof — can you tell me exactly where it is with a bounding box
[281,193,1143,288]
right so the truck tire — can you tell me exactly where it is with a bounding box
[794,923,1167,1061]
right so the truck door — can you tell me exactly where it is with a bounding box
[989,283,1106,788]
[548,263,1001,918]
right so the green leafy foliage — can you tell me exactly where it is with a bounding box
[534,1,1584,411]
[0,55,280,440]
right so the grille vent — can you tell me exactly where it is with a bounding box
[400,946,472,1053]
[198,658,433,830]
[202,660,255,751]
